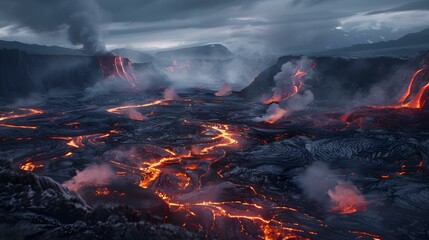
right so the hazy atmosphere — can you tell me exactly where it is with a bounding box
[1,1,428,240]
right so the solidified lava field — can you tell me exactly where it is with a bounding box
[1,89,429,240]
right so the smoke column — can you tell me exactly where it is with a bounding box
[67,0,106,54]
[298,162,367,214]
[0,0,106,54]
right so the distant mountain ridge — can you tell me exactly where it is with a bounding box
[111,48,155,63]
[156,44,234,60]
[0,40,235,62]
[0,40,83,55]
[314,28,429,57]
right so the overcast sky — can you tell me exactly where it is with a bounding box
[0,0,428,54]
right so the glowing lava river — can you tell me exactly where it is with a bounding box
[1,89,428,240]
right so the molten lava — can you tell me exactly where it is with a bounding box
[338,66,429,128]
[0,108,43,129]
[50,131,115,148]
[395,66,429,109]
[97,55,137,88]
[19,160,44,171]
[104,117,315,239]
[106,100,165,114]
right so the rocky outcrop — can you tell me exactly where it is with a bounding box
[0,49,101,98]
[238,54,427,106]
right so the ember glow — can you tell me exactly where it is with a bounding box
[19,161,44,171]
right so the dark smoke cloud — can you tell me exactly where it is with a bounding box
[67,0,106,54]
[0,0,106,54]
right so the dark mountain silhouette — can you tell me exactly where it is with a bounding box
[238,53,429,107]
[314,28,429,57]
[156,44,234,60]
[111,48,155,63]
[0,40,83,55]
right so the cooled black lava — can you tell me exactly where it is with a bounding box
[1,89,428,239]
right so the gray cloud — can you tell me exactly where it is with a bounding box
[0,0,427,54]
[367,0,429,15]
[0,0,106,54]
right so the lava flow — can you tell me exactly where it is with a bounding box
[338,65,429,127]
[264,62,315,105]
[50,131,114,149]
[19,160,44,171]
[97,55,137,88]
[106,99,165,114]
[104,116,315,239]
[394,65,429,109]
[363,65,429,110]
[0,108,43,129]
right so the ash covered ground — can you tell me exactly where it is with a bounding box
[1,87,429,240]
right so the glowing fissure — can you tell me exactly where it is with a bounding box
[50,131,113,148]
[6,97,389,239]
[0,108,43,129]
[106,100,165,114]
[106,119,313,239]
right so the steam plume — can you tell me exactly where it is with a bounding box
[269,57,314,103]
[126,109,146,121]
[63,164,116,192]
[215,84,232,96]
[298,162,367,214]
[163,87,178,100]
[328,181,367,214]
[254,103,287,123]
[255,90,314,123]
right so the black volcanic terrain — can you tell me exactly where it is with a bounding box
[1,41,429,240]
